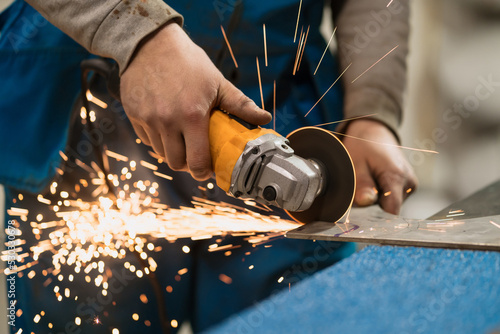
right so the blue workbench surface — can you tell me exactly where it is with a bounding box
[206,245,500,334]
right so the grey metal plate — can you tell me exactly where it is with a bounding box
[286,180,500,251]
[286,206,500,251]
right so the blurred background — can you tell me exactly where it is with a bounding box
[1,0,500,332]
[400,0,500,218]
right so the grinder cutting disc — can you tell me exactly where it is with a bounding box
[285,127,355,224]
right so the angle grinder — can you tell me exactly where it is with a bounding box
[209,109,355,224]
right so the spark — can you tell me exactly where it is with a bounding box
[293,27,305,75]
[177,268,188,275]
[208,244,241,252]
[59,151,68,161]
[171,320,178,328]
[418,228,446,233]
[7,207,29,216]
[344,207,352,224]
[263,24,268,67]
[351,45,399,83]
[427,221,464,227]
[140,160,158,171]
[37,195,51,205]
[314,27,337,75]
[86,90,108,109]
[313,113,378,128]
[105,150,128,162]
[191,235,215,241]
[89,110,96,122]
[148,150,163,162]
[328,130,440,154]
[490,221,500,229]
[152,171,173,181]
[232,233,255,238]
[220,25,239,68]
[383,191,392,197]
[387,0,394,7]
[76,159,96,175]
[5,185,298,275]
[80,107,87,120]
[132,313,139,321]
[446,212,466,218]
[297,25,310,72]
[182,245,190,253]
[256,57,265,110]
[277,276,284,283]
[304,63,351,117]
[406,188,413,194]
[448,209,464,214]
[433,218,453,222]
[293,0,303,43]
[219,273,233,284]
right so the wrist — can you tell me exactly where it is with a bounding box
[345,119,399,144]
[123,21,184,74]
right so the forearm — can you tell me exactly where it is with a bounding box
[25,0,183,73]
[333,0,410,137]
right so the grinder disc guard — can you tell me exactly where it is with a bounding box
[285,127,355,224]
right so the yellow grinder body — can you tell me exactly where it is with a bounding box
[208,110,276,192]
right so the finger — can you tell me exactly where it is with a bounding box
[161,131,188,172]
[377,171,406,215]
[130,122,152,146]
[148,130,167,161]
[218,79,272,125]
[183,120,212,180]
[353,160,378,207]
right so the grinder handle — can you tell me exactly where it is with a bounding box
[209,110,276,192]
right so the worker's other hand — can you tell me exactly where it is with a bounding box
[342,119,418,214]
[120,23,271,180]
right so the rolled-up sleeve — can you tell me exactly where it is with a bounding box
[25,0,183,73]
[333,0,410,138]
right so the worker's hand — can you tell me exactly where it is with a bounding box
[120,22,271,180]
[342,119,417,214]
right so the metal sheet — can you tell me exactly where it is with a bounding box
[286,180,500,251]
[428,180,500,220]
[286,206,500,251]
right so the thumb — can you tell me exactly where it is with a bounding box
[218,79,271,125]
